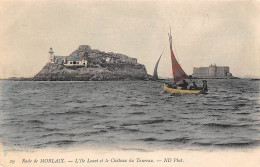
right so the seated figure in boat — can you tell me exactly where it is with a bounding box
[166,82,177,89]
[197,80,208,91]
[202,80,208,91]
[189,82,198,90]
[178,80,189,90]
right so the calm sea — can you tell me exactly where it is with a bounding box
[0,79,259,151]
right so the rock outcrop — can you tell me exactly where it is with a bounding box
[33,45,148,81]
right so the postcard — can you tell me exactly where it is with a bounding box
[0,0,259,167]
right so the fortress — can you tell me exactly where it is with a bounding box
[192,64,232,78]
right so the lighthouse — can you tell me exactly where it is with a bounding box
[49,47,54,63]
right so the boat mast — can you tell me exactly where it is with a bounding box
[168,28,188,83]
[168,28,176,83]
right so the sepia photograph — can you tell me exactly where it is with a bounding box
[0,0,259,166]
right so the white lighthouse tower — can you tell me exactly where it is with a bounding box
[49,47,54,63]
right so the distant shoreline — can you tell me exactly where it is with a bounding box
[3,77,150,81]
[191,77,240,79]
[2,76,260,82]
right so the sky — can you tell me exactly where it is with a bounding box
[0,0,259,79]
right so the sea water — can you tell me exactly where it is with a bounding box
[0,79,259,150]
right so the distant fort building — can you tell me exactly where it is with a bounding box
[192,64,232,78]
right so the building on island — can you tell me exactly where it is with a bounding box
[65,56,87,66]
[49,47,87,67]
[192,64,232,78]
[105,53,137,64]
[48,45,138,68]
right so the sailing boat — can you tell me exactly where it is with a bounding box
[153,51,163,80]
[163,30,207,94]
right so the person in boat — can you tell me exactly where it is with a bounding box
[189,81,198,90]
[202,80,208,91]
[166,82,177,89]
[178,80,189,90]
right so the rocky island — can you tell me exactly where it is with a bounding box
[33,45,149,81]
